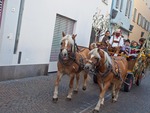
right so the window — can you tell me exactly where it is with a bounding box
[125,0,129,16]
[120,0,124,11]
[148,22,150,32]
[128,1,132,18]
[125,0,131,17]
[144,20,149,31]
[116,0,120,9]
[142,17,145,28]
[0,0,4,28]
[137,13,142,25]
[50,14,76,62]
[145,21,149,31]
[133,8,137,22]
[140,15,143,27]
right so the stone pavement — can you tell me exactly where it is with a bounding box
[2,69,149,113]
[0,73,102,113]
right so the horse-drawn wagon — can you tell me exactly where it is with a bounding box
[124,36,150,92]
[92,36,150,93]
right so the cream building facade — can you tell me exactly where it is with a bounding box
[129,0,150,41]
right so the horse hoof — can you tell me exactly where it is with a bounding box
[100,103,104,106]
[112,99,117,103]
[66,97,72,101]
[52,98,58,103]
[92,109,99,113]
[82,86,86,91]
[73,90,78,94]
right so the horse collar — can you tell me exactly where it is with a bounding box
[96,63,112,78]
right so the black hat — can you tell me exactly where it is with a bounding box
[125,39,130,43]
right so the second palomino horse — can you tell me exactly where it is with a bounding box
[52,32,90,102]
[84,48,128,112]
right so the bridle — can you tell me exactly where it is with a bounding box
[87,54,113,78]
[59,40,76,66]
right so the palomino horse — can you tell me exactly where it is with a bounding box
[52,32,90,102]
[84,48,128,112]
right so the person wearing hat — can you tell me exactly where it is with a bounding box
[109,29,124,56]
[109,29,124,47]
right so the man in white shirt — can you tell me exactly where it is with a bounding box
[109,29,124,47]
[109,29,124,56]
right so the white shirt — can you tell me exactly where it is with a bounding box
[109,36,124,47]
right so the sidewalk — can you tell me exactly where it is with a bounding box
[0,73,100,113]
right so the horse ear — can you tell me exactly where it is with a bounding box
[72,34,77,40]
[62,32,66,37]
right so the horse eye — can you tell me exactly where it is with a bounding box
[60,42,63,45]
[95,57,99,60]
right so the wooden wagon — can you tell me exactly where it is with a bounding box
[123,52,147,92]
[124,36,150,92]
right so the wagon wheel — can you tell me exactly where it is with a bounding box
[93,74,98,84]
[124,74,133,92]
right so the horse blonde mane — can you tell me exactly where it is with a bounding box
[89,48,101,59]
[61,35,74,46]
[100,49,112,66]
[89,48,112,66]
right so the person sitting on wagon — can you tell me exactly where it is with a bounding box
[109,29,124,56]
[97,30,111,52]
[121,39,131,56]
[130,41,139,58]
[139,38,146,49]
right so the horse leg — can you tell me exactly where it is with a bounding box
[67,74,75,100]
[112,81,122,103]
[93,81,110,112]
[74,73,80,93]
[52,71,63,102]
[82,72,88,91]
[111,83,116,102]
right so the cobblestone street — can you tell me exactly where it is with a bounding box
[0,73,101,113]
[1,70,150,113]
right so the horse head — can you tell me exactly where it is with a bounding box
[59,32,77,60]
[84,48,112,73]
[84,48,101,73]
[89,42,97,50]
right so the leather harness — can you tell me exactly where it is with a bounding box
[59,43,85,72]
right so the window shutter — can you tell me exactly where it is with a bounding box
[50,14,76,61]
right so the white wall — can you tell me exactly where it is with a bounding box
[17,0,101,65]
[48,0,112,71]
[0,0,112,72]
